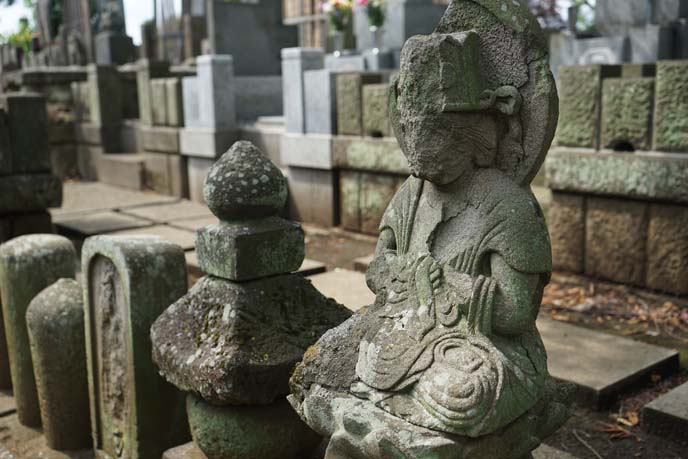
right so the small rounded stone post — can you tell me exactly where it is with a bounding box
[27,278,91,451]
[0,234,76,427]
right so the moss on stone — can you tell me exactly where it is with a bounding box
[601,77,654,151]
[653,60,688,152]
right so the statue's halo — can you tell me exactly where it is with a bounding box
[435,0,558,187]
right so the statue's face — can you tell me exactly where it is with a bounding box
[391,86,499,186]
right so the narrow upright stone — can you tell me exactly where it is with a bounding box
[26,278,91,451]
[653,60,688,152]
[0,235,76,427]
[82,235,189,459]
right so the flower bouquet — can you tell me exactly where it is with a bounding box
[321,0,354,32]
[358,0,387,28]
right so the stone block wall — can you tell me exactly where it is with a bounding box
[548,61,688,296]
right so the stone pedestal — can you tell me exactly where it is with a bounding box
[152,141,351,458]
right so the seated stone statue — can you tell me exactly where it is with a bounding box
[290,1,572,458]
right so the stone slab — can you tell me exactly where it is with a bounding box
[179,128,238,159]
[142,125,180,154]
[336,73,383,136]
[362,83,392,138]
[286,167,338,227]
[304,70,337,134]
[308,269,375,312]
[332,136,409,175]
[187,157,214,204]
[54,211,153,236]
[185,253,325,280]
[120,201,213,224]
[600,77,654,151]
[545,148,688,204]
[50,182,178,218]
[166,78,184,127]
[646,203,688,295]
[548,193,585,273]
[96,153,145,190]
[108,225,196,251]
[653,60,688,152]
[642,381,688,444]
[538,318,679,409]
[281,133,334,170]
[168,216,219,232]
[281,47,325,134]
[2,93,50,174]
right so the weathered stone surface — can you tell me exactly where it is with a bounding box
[286,167,338,227]
[545,148,688,204]
[642,381,688,445]
[166,78,184,127]
[585,197,648,286]
[204,141,287,220]
[362,83,391,137]
[26,278,91,450]
[2,93,50,174]
[82,236,189,459]
[151,79,169,126]
[0,235,76,427]
[339,171,362,232]
[163,442,207,459]
[332,136,409,175]
[548,192,585,273]
[151,274,350,406]
[187,394,319,459]
[556,65,619,148]
[646,203,688,295]
[292,2,571,455]
[600,77,654,151]
[336,73,383,136]
[196,218,305,281]
[653,60,688,152]
[142,125,180,154]
[0,174,62,214]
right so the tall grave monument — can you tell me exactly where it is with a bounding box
[289,1,573,457]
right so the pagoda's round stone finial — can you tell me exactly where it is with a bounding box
[203,141,287,220]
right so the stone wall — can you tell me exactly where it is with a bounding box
[547,60,688,296]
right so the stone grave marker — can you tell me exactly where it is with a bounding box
[26,278,91,451]
[0,235,76,427]
[82,235,189,459]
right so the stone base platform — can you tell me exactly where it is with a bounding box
[162,441,580,459]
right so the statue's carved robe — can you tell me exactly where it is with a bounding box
[355,168,552,437]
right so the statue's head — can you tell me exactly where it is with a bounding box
[389,31,522,186]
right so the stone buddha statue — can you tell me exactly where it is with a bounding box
[289,1,572,458]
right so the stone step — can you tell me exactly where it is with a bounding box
[54,211,154,237]
[642,381,688,444]
[119,200,214,224]
[307,269,680,409]
[353,254,374,273]
[97,153,146,190]
[538,318,679,409]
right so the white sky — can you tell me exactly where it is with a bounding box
[0,0,182,44]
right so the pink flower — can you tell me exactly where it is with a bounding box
[358,0,369,5]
